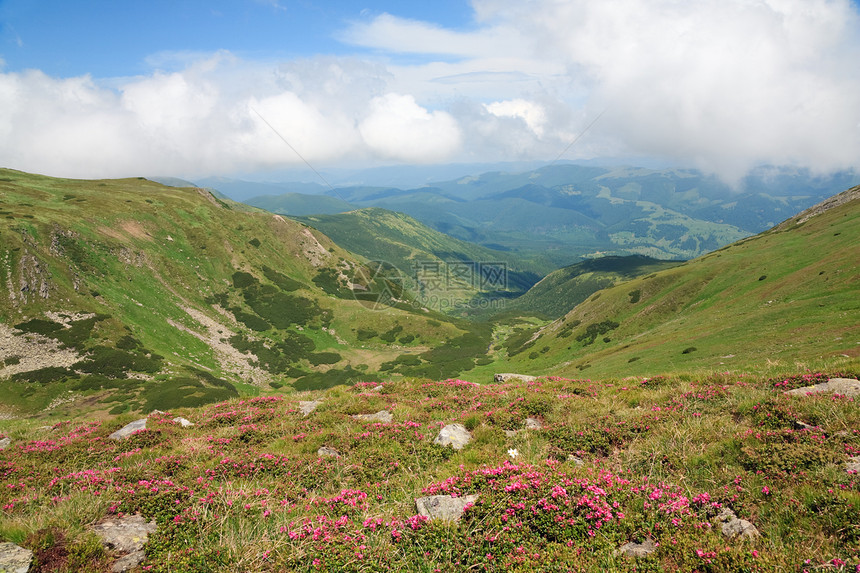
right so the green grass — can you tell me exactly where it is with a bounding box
[502,186,860,378]
[0,366,858,571]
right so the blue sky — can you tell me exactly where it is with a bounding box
[1,0,859,181]
[0,1,476,76]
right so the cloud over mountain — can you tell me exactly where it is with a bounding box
[0,0,858,181]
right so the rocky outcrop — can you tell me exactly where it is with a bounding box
[415,494,479,522]
[434,424,472,450]
[785,378,860,398]
[317,446,340,458]
[108,418,147,440]
[716,508,759,540]
[618,538,656,557]
[0,542,33,573]
[92,514,157,573]
[299,399,322,417]
[494,373,536,383]
[351,410,393,423]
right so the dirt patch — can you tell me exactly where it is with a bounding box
[167,306,269,386]
[0,323,83,379]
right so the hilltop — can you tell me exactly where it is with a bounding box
[499,185,860,378]
[0,169,487,419]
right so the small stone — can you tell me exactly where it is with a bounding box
[351,410,393,423]
[503,430,519,437]
[434,424,472,450]
[92,514,157,572]
[298,400,321,417]
[524,417,542,430]
[415,494,479,521]
[494,373,537,383]
[567,455,584,466]
[108,418,147,440]
[618,538,656,557]
[173,417,194,427]
[716,508,759,540]
[793,420,815,431]
[372,385,383,392]
[317,446,340,458]
[0,542,33,573]
[846,456,860,474]
[0,437,10,450]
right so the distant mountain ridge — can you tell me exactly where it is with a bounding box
[237,164,858,267]
[497,184,860,377]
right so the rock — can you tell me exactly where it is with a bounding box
[793,420,816,431]
[567,455,584,466]
[0,542,33,573]
[618,538,656,557]
[524,417,542,430]
[846,456,860,474]
[503,430,518,437]
[108,418,147,440]
[434,424,472,450]
[173,417,194,427]
[0,437,10,450]
[317,446,340,458]
[716,508,759,540]
[298,400,321,417]
[785,377,860,398]
[372,385,383,392]
[415,494,479,521]
[494,373,537,383]
[92,514,157,573]
[351,410,393,423]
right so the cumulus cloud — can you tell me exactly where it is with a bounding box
[475,0,860,179]
[359,93,462,162]
[1,0,859,181]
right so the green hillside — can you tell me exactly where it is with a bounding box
[0,169,486,418]
[506,255,684,319]
[501,186,860,377]
[296,208,542,314]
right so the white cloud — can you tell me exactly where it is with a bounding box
[1,1,859,181]
[484,99,547,137]
[359,93,462,162]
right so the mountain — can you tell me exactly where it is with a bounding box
[0,169,492,418]
[245,193,355,216]
[505,255,684,319]
[239,164,858,268]
[295,208,542,314]
[499,185,860,377]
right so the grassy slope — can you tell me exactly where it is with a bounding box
[0,371,858,571]
[504,186,860,378]
[504,255,684,319]
[0,170,468,417]
[296,208,542,313]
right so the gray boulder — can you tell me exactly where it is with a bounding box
[351,410,393,423]
[108,418,147,440]
[0,437,10,450]
[494,373,537,383]
[618,538,656,557]
[317,446,340,458]
[524,417,542,430]
[846,456,860,473]
[434,424,472,450]
[173,417,194,427]
[415,494,479,521]
[92,514,157,572]
[785,377,860,397]
[0,542,33,573]
[298,399,322,417]
[716,508,759,540]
